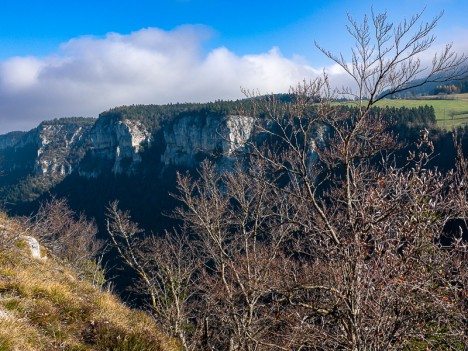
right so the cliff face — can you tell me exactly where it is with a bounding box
[78,112,253,177]
[161,114,253,167]
[34,122,90,175]
[0,108,258,204]
[0,118,94,179]
[81,118,152,176]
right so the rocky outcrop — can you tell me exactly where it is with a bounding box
[161,115,253,167]
[0,111,257,185]
[0,308,11,320]
[81,118,152,176]
[0,118,94,178]
[20,235,46,260]
[80,113,253,175]
[34,123,90,176]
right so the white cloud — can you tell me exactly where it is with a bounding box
[0,26,325,133]
[1,57,43,91]
[0,24,465,133]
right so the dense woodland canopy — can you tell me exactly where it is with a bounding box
[99,100,253,133]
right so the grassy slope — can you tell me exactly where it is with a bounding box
[0,213,179,351]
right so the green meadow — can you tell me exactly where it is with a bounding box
[345,94,468,129]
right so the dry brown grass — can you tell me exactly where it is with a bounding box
[0,213,180,351]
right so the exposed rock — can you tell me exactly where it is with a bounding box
[0,118,94,179]
[20,235,46,260]
[0,111,261,191]
[112,119,152,173]
[161,115,253,167]
[33,122,91,176]
[82,118,151,176]
[224,116,255,155]
[0,109,257,181]
[0,308,11,320]
[0,107,323,206]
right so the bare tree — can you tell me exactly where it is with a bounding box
[107,8,467,351]
[315,8,467,105]
[174,161,304,351]
[175,8,468,351]
[106,201,197,351]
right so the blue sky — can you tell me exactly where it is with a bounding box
[0,0,467,132]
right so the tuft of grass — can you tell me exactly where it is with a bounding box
[85,320,170,351]
[0,318,41,351]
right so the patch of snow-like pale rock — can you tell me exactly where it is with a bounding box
[161,115,253,167]
[112,120,152,173]
[85,118,151,175]
[34,124,88,175]
[0,123,89,176]
[20,235,46,260]
[223,116,255,155]
[0,309,11,320]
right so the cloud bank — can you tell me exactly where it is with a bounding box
[1,25,465,134]
[0,26,329,133]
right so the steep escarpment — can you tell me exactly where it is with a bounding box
[79,102,253,175]
[0,118,95,202]
[0,101,447,232]
[0,118,94,176]
[79,117,152,176]
[0,102,258,231]
[0,102,256,186]
[161,114,253,167]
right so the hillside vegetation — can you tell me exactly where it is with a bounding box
[0,212,179,351]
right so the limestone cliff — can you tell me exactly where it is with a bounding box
[78,110,253,176]
[0,103,262,204]
[0,118,94,178]
[34,122,90,175]
[81,118,151,176]
[0,106,259,205]
[161,114,253,167]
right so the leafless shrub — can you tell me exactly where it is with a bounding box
[106,201,197,350]
[31,197,105,285]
